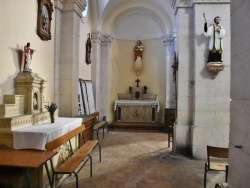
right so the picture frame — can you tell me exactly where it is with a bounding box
[85,80,96,114]
[37,0,54,41]
[79,79,90,115]
[78,81,85,115]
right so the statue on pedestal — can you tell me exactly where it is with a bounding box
[134,40,144,76]
[203,14,226,63]
[22,42,36,72]
[203,14,226,79]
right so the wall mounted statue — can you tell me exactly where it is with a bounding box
[85,33,92,65]
[203,13,226,79]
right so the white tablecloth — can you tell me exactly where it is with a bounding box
[13,117,83,150]
[114,100,160,112]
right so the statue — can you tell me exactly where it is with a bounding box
[22,42,36,72]
[134,40,144,76]
[203,14,226,63]
[134,56,143,76]
[85,33,92,65]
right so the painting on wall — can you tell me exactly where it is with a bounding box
[37,0,54,41]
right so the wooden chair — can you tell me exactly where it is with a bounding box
[204,146,229,188]
[90,112,108,140]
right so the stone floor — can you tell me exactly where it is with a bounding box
[59,129,226,188]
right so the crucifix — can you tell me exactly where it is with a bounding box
[135,79,140,87]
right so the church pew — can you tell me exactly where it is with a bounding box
[45,124,101,188]
[90,112,109,140]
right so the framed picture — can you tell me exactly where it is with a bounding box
[37,0,54,41]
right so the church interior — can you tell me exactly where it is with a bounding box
[0,0,249,187]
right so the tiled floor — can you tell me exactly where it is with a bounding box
[59,129,226,188]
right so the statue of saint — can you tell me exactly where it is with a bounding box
[85,33,92,65]
[23,42,35,72]
[203,14,226,63]
[134,40,144,76]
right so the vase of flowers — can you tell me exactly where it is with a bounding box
[45,103,57,123]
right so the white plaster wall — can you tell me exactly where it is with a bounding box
[229,0,250,186]
[109,39,166,123]
[191,2,230,159]
[0,0,55,105]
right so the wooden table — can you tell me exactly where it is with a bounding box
[0,149,57,187]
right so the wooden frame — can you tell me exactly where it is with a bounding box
[37,0,53,41]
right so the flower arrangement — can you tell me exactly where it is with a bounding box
[45,103,57,123]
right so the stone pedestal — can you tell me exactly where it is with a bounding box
[14,72,46,114]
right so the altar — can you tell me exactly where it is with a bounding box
[114,100,160,123]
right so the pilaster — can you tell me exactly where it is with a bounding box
[174,1,193,156]
[100,34,112,120]
[192,0,230,159]
[59,0,85,117]
[91,30,102,114]
[163,33,175,109]
[54,0,63,108]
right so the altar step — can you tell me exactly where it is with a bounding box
[109,121,166,133]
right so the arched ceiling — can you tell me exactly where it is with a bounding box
[90,0,175,37]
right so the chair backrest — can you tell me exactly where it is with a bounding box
[207,145,229,165]
[89,111,100,123]
[45,124,86,151]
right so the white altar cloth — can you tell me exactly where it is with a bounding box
[13,117,82,150]
[114,100,160,112]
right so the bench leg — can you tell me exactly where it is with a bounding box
[96,130,99,140]
[103,126,105,138]
[45,162,53,188]
[88,154,93,177]
[25,171,31,188]
[73,172,78,188]
[97,142,101,162]
[107,123,109,134]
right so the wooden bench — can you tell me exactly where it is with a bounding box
[90,112,108,140]
[45,124,101,188]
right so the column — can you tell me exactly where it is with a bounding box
[59,0,86,117]
[100,34,112,120]
[192,0,230,159]
[54,0,63,107]
[91,30,102,112]
[173,0,193,156]
[163,33,175,109]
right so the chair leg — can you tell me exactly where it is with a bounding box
[204,171,207,188]
[226,165,228,182]
[103,126,105,138]
[204,163,208,188]
[95,130,99,140]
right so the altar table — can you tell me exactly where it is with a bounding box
[13,117,82,150]
[114,100,160,122]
